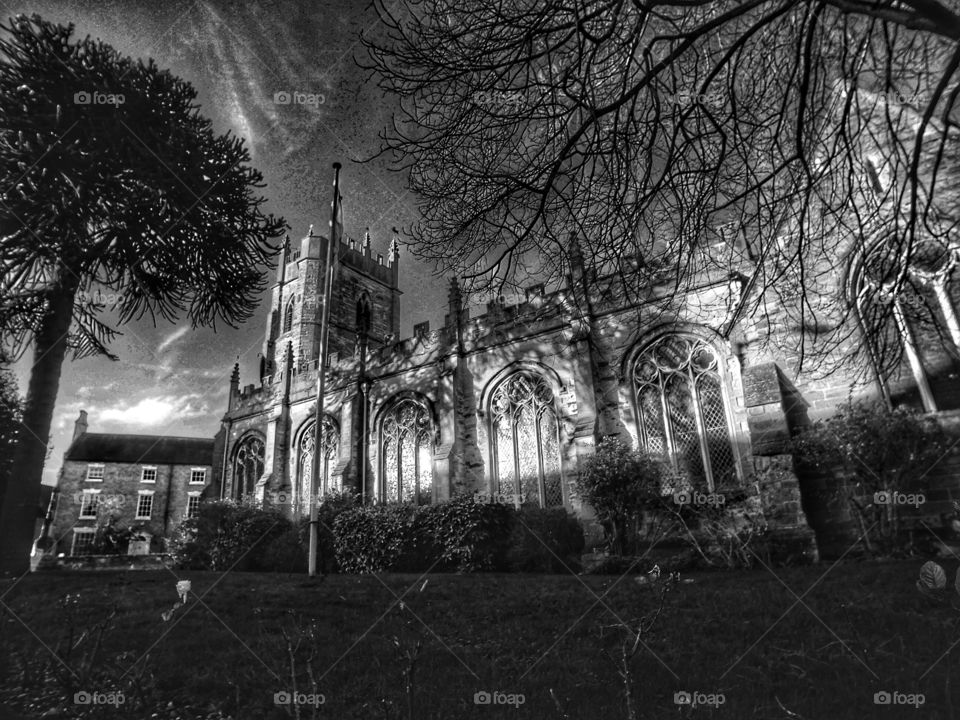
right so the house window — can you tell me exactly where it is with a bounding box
[136,492,154,520]
[86,464,104,481]
[78,490,101,519]
[380,398,434,504]
[632,334,737,491]
[190,468,207,485]
[298,415,340,511]
[141,466,157,483]
[71,530,96,556]
[186,494,201,519]
[490,372,563,507]
[233,435,265,500]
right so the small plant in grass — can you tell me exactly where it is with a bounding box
[574,438,669,555]
[598,567,679,720]
[253,610,324,720]
[390,582,429,720]
[793,400,952,556]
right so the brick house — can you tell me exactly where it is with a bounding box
[50,411,216,556]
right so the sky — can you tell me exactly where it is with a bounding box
[7,0,449,484]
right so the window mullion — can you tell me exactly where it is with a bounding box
[659,375,678,474]
[534,407,546,508]
[933,279,960,350]
[690,370,715,492]
[512,414,521,507]
[893,298,938,412]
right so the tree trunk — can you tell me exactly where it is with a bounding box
[0,271,78,575]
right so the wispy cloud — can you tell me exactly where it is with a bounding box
[157,326,190,353]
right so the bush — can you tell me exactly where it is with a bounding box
[333,503,420,573]
[793,400,954,556]
[506,506,585,572]
[296,490,360,573]
[574,438,668,554]
[260,528,307,573]
[419,495,515,571]
[332,496,582,574]
[168,499,292,571]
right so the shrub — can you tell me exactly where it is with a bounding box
[506,506,585,572]
[331,496,585,574]
[295,490,360,573]
[332,503,420,573]
[168,499,292,571]
[574,438,668,554]
[793,400,954,556]
[419,495,515,571]
[261,528,307,573]
[678,497,769,569]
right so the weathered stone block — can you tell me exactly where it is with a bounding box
[742,362,782,407]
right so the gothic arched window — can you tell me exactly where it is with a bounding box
[490,372,563,507]
[283,297,295,333]
[380,398,433,504]
[632,335,736,490]
[356,294,371,335]
[233,435,265,500]
[855,239,960,412]
[297,415,340,510]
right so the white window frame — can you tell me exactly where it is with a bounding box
[186,492,202,519]
[71,528,96,555]
[135,490,154,520]
[78,489,102,519]
[85,463,104,482]
[189,467,207,485]
[140,466,157,484]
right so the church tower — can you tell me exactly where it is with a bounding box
[262,226,401,376]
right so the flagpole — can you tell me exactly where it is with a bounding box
[308,161,341,577]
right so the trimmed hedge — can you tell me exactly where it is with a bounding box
[333,496,584,573]
[172,494,586,574]
[167,499,292,571]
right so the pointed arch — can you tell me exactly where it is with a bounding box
[295,414,340,512]
[232,432,265,500]
[377,394,435,504]
[486,368,564,507]
[356,292,372,335]
[283,296,296,333]
[628,332,738,491]
[848,237,960,412]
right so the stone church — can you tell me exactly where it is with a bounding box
[215,193,960,559]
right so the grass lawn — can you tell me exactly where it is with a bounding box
[0,559,957,719]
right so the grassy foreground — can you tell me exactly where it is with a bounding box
[0,559,957,719]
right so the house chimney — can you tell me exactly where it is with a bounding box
[73,410,88,442]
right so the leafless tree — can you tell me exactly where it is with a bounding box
[364,0,960,379]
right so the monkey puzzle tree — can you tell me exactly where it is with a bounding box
[0,353,21,505]
[364,0,960,378]
[0,15,286,574]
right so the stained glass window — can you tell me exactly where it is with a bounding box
[233,435,265,500]
[633,336,736,490]
[490,372,564,507]
[298,415,340,511]
[380,399,433,504]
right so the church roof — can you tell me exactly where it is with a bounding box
[64,433,215,466]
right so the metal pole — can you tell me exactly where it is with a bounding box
[308,162,341,577]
